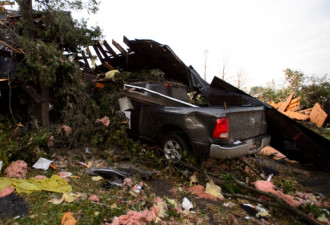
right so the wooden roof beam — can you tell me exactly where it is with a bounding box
[103,40,118,58]
[112,39,128,58]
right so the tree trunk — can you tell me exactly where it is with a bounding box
[40,87,49,127]
[17,0,35,39]
[18,0,50,127]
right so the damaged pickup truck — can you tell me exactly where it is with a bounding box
[95,37,329,169]
[111,38,270,161]
[121,75,270,161]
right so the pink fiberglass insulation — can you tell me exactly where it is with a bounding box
[188,185,218,201]
[253,180,301,207]
[122,178,133,189]
[110,209,157,225]
[0,186,15,197]
[110,198,165,225]
[95,116,110,127]
[61,125,72,135]
[88,194,99,202]
[4,160,28,178]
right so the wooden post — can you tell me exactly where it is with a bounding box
[40,87,49,127]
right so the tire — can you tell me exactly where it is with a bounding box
[161,132,189,162]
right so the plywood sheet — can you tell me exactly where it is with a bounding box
[310,103,328,127]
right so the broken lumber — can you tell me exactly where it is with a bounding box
[112,39,128,58]
[282,111,309,121]
[103,40,118,59]
[278,92,294,112]
[286,97,300,112]
[310,103,328,127]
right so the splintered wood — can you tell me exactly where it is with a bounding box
[269,94,328,127]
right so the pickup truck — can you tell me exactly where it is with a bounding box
[98,37,328,169]
[123,80,270,161]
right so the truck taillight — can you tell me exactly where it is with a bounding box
[164,83,172,87]
[213,118,229,139]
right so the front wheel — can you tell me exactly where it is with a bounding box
[161,132,189,162]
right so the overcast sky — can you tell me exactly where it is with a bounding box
[7,0,327,90]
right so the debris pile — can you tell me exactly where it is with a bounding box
[269,93,328,127]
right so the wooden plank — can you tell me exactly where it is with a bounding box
[286,97,300,111]
[269,101,283,109]
[92,43,104,62]
[112,39,128,58]
[298,108,313,115]
[96,41,111,61]
[103,61,115,71]
[86,47,93,59]
[103,40,118,58]
[283,111,309,121]
[81,50,91,72]
[273,102,283,109]
[0,40,24,54]
[310,103,328,127]
[278,92,294,112]
[123,36,130,46]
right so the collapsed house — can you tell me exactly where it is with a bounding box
[87,37,330,172]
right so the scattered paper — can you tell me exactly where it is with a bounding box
[33,157,53,170]
[91,176,103,181]
[189,174,198,186]
[182,197,193,211]
[205,180,224,200]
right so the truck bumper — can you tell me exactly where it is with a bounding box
[209,135,271,159]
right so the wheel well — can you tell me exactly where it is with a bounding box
[157,125,192,148]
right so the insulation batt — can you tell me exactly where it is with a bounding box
[253,180,301,207]
[110,198,166,225]
[95,116,110,127]
[61,125,72,135]
[188,185,218,201]
[0,186,15,197]
[88,194,99,202]
[4,160,28,178]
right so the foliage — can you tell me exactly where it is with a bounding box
[13,0,102,89]
[303,203,324,218]
[281,179,295,194]
[221,173,240,194]
[300,75,330,113]
[16,39,64,88]
[119,69,166,83]
[283,68,304,95]
[0,116,51,166]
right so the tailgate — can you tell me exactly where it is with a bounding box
[228,106,267,141]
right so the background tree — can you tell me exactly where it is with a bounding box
[300,74,330,114]
[283,68,304,95]
[249,68,329,115]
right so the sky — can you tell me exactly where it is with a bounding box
[5,0,330,91]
